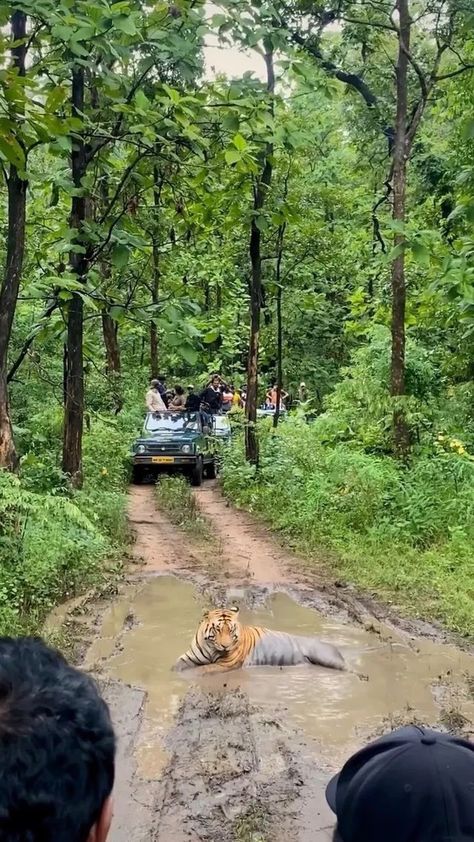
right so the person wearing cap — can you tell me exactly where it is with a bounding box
[185,384,201,412]
[326,724,474,842]
[145,379,167,412]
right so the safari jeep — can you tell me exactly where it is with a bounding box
[131,411,217,486]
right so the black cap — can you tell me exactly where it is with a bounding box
[326,725,474,842]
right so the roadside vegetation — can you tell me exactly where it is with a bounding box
[222,335,474,636]
[0,380,140,634]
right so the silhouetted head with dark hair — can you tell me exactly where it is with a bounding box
[0,637,115,842]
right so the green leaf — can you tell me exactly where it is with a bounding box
[134,89,150,111]
[225,148,241,165]
[0,134,25,170]
[232,132,247,152]
[111,244,130,269]
[179,343,198,365]
[46,86,69,111]
[109,306,125,322]
[203,328,220,344]
[411,241,430,267]
[212,13,228,26]
[254,214,268,233]
[222,113,239,132]
[115,15,137,35]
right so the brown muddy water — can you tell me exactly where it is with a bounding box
[84,575,474,779]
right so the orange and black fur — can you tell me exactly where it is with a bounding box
[173,607,345,672]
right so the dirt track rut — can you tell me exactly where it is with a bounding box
[63,483,474,842]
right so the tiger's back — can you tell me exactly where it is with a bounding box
[174,608,345,672]
[243,628,345,670]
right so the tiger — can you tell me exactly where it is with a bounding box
[173,606,345,672]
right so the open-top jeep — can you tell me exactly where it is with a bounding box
[131,411,218,486]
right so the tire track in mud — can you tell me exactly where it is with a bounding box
[99,485,341,842]
[76,484,474,842]
[155,687,334,842]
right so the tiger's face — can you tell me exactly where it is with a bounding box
[202,607,241,654]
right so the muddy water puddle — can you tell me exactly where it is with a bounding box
[87,576,474,778]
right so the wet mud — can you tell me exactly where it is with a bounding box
[53,484,474,842]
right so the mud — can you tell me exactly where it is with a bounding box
[52,483,474,842]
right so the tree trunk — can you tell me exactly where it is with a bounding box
[273,222,286,429]
[102,312,121,374]
[0,10,27,471]
[245,45,275,464]
[62,67,87,486]
[102,312,122,415]
[390,0,411,458]
[150,161,162,378]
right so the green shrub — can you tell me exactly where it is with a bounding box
[221,417,474,635]
[0,405,139,635]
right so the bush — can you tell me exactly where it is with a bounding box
[221,417,474,635]
[0,406,139,635]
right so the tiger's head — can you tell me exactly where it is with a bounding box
[200,606,241,655]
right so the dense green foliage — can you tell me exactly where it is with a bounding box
[222,344,474,634]
[1,0,473,633]
[0,407,135,633]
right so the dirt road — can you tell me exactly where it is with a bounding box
[60,483,474,842]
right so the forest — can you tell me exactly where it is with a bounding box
[0,0,473,636]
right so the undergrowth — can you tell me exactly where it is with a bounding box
[221,334,474,637]
[0,405,137,636]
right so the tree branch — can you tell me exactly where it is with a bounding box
[7,298,59,383]
[290,30,394,149]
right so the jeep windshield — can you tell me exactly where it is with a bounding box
[144,412,199,433]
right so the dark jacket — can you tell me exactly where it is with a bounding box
[185,393,201,412]
[200,386,222,413]
[157,382,169,407]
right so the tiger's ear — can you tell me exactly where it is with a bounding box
[230,605,239,614]
[202,609,210,619]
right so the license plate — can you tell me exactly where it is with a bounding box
[152,456,174,464]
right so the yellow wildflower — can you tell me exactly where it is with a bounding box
[101,467,108,476]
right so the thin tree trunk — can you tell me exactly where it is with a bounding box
[390,0,411,458]
[101,311,122,414]
[102,312,121,374]
[273,222,286,429]
[150,161,162,378]
[245,45,275,464]
[0,10,27,471]
[62,67,87,486]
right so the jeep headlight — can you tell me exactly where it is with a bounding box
[136,444,146,454]
[181,444,191,454]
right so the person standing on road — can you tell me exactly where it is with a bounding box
[145,379,167,412]
[327,725,474,842]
